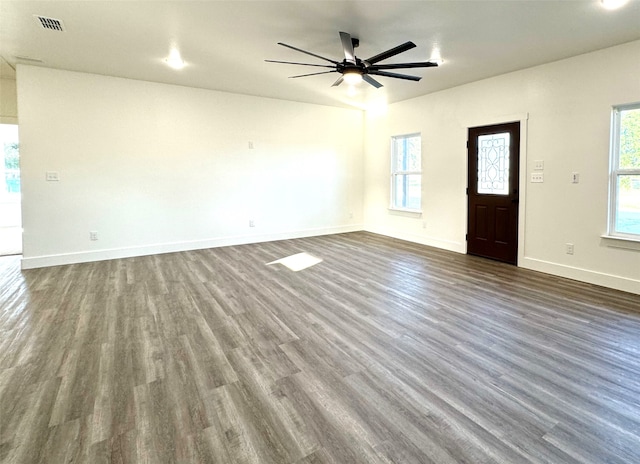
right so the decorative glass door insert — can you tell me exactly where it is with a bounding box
[477,132,510,195]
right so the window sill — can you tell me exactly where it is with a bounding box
[601,235,640,251]
[388,208,422,217]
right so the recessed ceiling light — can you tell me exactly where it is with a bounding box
[601,0,629,10]
[430,46,444,65]
[164,49,185,70]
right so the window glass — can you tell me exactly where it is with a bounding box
[391,134,421,211]
[610,104,640,238]
[615,175,640,235]
[477,132,510,195]
[619,108,640,169]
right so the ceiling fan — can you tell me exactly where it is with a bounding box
[266,31,438,88]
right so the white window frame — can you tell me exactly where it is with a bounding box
[390,133,422,213]
[608,102,640,240]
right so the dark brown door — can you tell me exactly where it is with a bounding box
[467,122,520,264]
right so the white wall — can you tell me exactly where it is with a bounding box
[16,41,640,294]
[364,40,640,294]
[0,77,17,124]
[17,66,364,268]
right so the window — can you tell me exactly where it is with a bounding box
[609,103,640,239]
[1,125,20,196]
[391,133,421,212]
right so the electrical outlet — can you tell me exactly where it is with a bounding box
[249,220,255,227]
[90,231,98,241]
[565,243,574,255]
[534,160,544,170]
[248,141,254,149]
[531,172,544,183]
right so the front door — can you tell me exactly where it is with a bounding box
[467,122,520,264]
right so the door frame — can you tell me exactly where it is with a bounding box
[464,113,529,266]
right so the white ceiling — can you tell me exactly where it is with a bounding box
[1,1,639,109]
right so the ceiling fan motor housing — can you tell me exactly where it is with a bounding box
[338,58,366,76]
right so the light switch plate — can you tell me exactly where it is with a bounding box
[534,160,544,170]
[45,171,60,181]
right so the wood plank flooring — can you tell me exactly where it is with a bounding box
[1,231,639,463]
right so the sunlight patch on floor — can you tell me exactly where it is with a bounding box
[266,252,322,272]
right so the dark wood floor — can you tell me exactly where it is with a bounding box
[1,232,639,463]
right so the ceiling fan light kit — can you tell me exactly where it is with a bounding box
[266,31,438,89]
[601,0,629,10]
[342,69,363,85]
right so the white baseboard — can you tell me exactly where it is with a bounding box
[21,224,364,269]
[364,226,466,254]
[21,226,639,295]
[364,226,639,295]
[521,256,640,295]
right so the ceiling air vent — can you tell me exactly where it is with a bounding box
[34,15,66,32]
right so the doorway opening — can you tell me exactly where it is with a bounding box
[0,124,21,256]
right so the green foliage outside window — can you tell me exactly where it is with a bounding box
[4,142,19,170]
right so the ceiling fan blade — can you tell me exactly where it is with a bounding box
[368,70,422,81]
[369,61,439,70]
[365,41,416,65]
[332,76,344,87]
[339,31,356,63]
[289,70,337,79]
[265,60,335,68]
[362,75,383,89]
[278,42,339,65]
